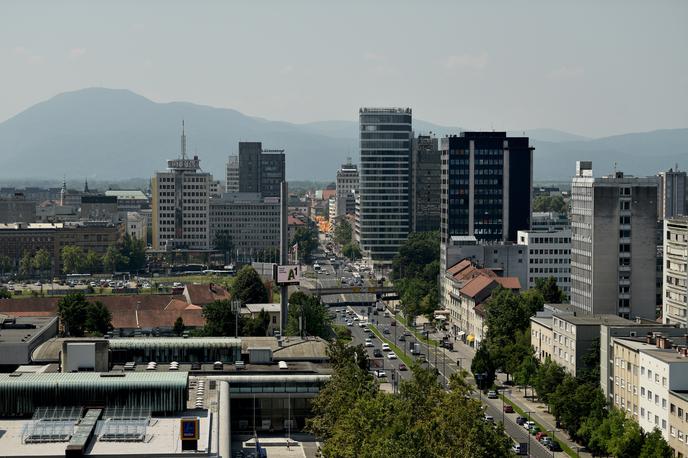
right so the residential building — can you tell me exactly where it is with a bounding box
[35,201,79,222]
[518,229,572,296]
[658,168,687,220]
[126,211,148,241]
[209,193,280,262]
[356,107,412,264]
[664,217,688,327]
[411,135,440,232]
[440,131,533,245]
[443,259,521,346]
[210,180,222,198]
[668,390,688,457]
[0,194,36,223]
[531,314,554,361]
[104,190,150,212]
[226,154,240,192]
[335,159,359,217]
[238,142,286,198]
[570,161,658,319]
[531,211,570,231]
[151,124,212,250]
[241,303,281,336]
[0,222,119,275]
[442,235,527,287]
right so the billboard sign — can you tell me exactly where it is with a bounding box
[180,417,199,440]
[275,265,301,285]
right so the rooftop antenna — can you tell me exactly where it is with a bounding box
[181,120,187,159]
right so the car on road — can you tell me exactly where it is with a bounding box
[390,320,396,326]
[535,432,548,442]
[529,425,540,435]
[358,321,366,327]
[346,321,353,327]
[398,335,406,342]
[374,369,386,378]
[403,331,412,337]
[387,352,397,360]
[398,363,407,371]
[353,316,359,321]
[487,390,498,399]
[383,328,390,334]
[502,405,514,413]
[381,343,390,352]
[365,339,374,347]
[515,416,527,425]
[524,421,536,430]
[484,415,494,423]
[373,349,383,358]
[547,441,561,452]
[512,443,527,455]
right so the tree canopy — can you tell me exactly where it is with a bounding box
[391,231,440,319]
[334,219,353,246]
[291,227,317,262]
[57,293,112,337]
[535,276,565,303]
[286,291,330,338]
[231,266,269,305]
[533,195,567,213]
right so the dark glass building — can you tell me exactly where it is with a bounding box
[440,132,533,244]
[238,142,285,198]
[411,135,440,232]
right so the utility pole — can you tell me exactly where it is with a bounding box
[231,299,241,338]
[280,181,289,334]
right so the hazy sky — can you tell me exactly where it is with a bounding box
[1,0,687,137]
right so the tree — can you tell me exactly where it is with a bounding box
[535,276,565,303]
[117,233,145,271]
[533,195,567,213]
[214,229,234,265]
[19,251,33,277]
[83,250,102,274]
[200,300,242,336]
[291,227,317,262]
[286,292,331,338]
[0,287,11,299]
[61,245,84,274]
[173,316,185,336]
[640,429,673,458]
[334,219,353,245]
[57,293,90,337]
[391,231,439,282]
[578,336,601,385]
[532,357,565,404]
[0,254,11,276]
[471,345,496,389]
[231,266,268,305]
[242,309,271,336]
[85,300,112,336]
[604,408,644,458]
[341,242,361,261]
[515,354,538,397]
[102,245,121,273]
[31,249,52,278]
[549,376,605,441]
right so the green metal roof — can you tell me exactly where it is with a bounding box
[108,337,241,349]
[0,372,189,388]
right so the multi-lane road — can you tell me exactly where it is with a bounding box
[337,303,564,458]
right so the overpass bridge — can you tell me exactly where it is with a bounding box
[300,284,397,299]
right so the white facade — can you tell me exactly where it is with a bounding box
[335,160,359,217]
[664,217,688,327]
[126,211,148,241]
[518,229,571,296]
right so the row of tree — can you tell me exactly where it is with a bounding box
[307,341,514,457]
[471,280,672,457]
[57,292,112,337]
[391,231,440,320]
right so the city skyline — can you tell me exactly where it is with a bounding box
[1,0,687,137]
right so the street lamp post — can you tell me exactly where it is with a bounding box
[525,410,532,457]
[231,299,241,338]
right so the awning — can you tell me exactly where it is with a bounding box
[434,315,447,321]
[466,334,475,342]
[457,331,466,338]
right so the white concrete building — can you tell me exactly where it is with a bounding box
[126,211,148,241]
[518,229,571,296]
[151,124,212,250]
[225,155,240,193]
[664,217,688,327]
[335,159,359,217]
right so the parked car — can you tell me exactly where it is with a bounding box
[383,328,390,334]
[487,390,498,399]
[374,369,386,378]
[398,335,406,342]
[503,405,514,413]
[515,416,527,425]
[535,432,548,442]
[373,349,383,358]
[398,363,407,371]
[547,441,562,452]
[524,421,536,430]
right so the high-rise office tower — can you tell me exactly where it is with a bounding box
[151,123,212,250]
[335,159,359,217]
[663,217,688,327]
[658,168,687,220]
[440,132,533,245]
[356,107,412,263]
[225,155,239,192]
[570,161,658,319]
[411,135,441,232]
[238,142,285,198]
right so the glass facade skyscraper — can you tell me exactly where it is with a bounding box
[356,107,412,263]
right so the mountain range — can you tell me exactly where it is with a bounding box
[0,87,686,183]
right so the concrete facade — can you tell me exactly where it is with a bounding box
[335,160,359,217]
[570,161,658,319]
[658,169,687,221]
[238,142,285,198]
[664,217,688,327]
[0,195,36,223]
[518,229,571,296]
[225,154,240,193]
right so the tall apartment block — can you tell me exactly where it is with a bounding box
[151,125,211,250]
[335,159,359,218]
[411,135,440,232]
[663,217,688,327]
[225,155,239,193]
[238,142,285,198]
[570,161,658,319]
[658,168,687,220]
[518,229,572,297]
[356,107,412,263]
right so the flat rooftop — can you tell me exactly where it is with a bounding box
[555,313,632,326]
[0,316,56,344]
[0,414,212,457]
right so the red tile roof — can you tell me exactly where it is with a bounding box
[447,259,472,276]
[183,283,230,306]
[494,277,521,290]
[460,275,496,299]
[288,215,305,226]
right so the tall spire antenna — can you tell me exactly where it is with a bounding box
[181,120,187,159]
